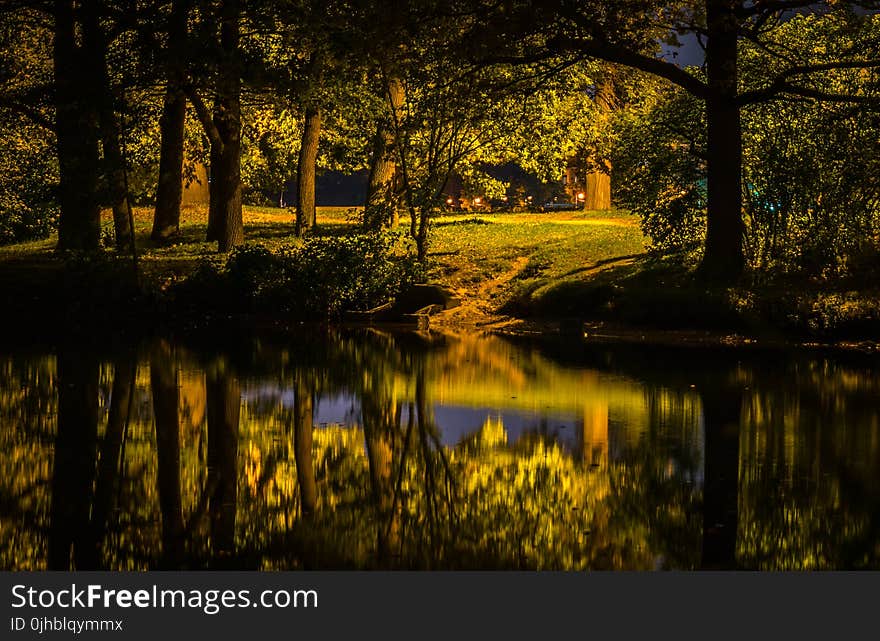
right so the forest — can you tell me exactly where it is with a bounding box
[1,1,879,338]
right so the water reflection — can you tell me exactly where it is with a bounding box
[1,331,878,570]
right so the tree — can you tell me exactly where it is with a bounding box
[77,3,136,252]
[295,53,323,235]
[207,359,240,561]
[614,12,880,276]
[463,0,880,282]
[152,0,191,243]
[385,49,535,260]
[507,61,626,210]
[187,0,244,252]
[53,0,102,251]
[364,71,405,229]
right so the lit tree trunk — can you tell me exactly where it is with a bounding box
[702,0,745,282]
[49,350,99,569]
[151,340,184,567]
[583,170,611,210]
[364,74,404,230]
[293,374,317,516]
[207,365,240,560]
[54,0,101,252]
[207,0,243,252]
[295,106,321,236]
[583,77,615,211]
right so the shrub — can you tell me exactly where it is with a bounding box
[172,233,424,319]
[613,84,707,255]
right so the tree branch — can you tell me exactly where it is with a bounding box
[185,87,224,152]
[740,59,880,104]
[544,35,711,99]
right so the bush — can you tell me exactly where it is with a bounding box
[172,233,424,319]
[0,193,58,245]
[0,118,59,245]
[613,84,707,255]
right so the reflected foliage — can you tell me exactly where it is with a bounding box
[1,332,878,570]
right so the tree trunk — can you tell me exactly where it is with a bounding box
[151,340,184,567]
[49,349,99,569]
[100,113,134,250]
[583,75,615,211]
[54,0,101,252]
[584,170,611,210]
[207,366,240,561]
[153,0,190,243]
[295,106,321,236]
[153,91,186,242]
[293,374,317,517]
[208,0,243,252]
[364,74,404,230]
[702,0,745,282]
[207,142,222,241]
[80,9,133,251]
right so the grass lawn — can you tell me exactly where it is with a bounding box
[425,210,646,324]
[4,205,873,340]
[0,205,648,321]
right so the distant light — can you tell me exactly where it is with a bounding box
[577,192,585,201]
[474,197,482,205]
[446,197,454,205]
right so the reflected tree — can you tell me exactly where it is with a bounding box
[49,350,99,569]
[81,352,136,569]
[293,371,317,517]
[207,360,240,564]
[699,380,742,570]
[151,340,185,568]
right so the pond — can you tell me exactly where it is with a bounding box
[1,329,878,570]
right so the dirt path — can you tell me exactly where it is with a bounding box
[432,256,529,330]
[431,251,649,333]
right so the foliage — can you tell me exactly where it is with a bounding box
[613,79,706,254]
[614,13,880,276]
[241,102,302,203]
[0,9,57,244]
[0,117,59,244]
[173,232,423,318]
[740,14,880,276]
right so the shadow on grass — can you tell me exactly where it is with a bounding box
[501,253,880,339]
[500,257,743,331]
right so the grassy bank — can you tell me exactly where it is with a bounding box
[0,204,877,342]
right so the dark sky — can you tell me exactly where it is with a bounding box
[661,32,705,67]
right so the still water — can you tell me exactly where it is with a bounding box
[1,330,878,570]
